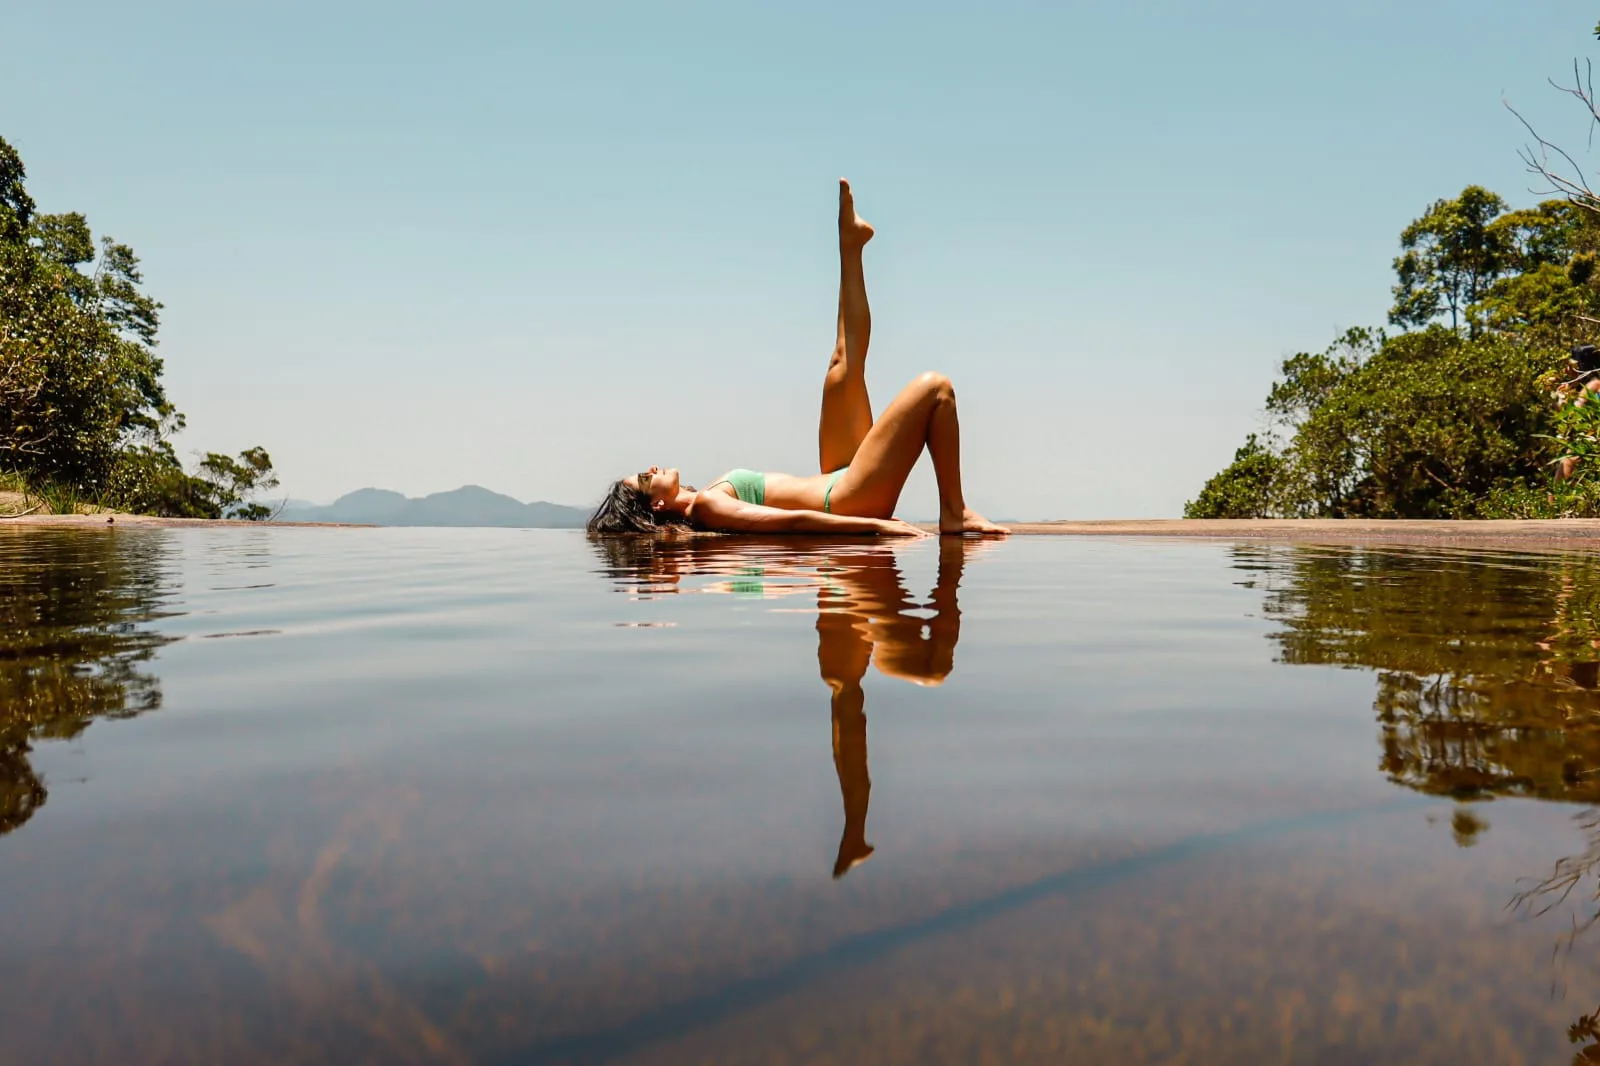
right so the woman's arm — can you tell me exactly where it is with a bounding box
[690,493,921,535]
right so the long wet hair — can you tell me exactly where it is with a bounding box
[586,479,696,535]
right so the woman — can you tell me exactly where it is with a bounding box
[587,180,1009,538]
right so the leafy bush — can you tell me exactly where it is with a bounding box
[1184,435,1282,518]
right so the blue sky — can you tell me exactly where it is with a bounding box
[3,0,1594,518]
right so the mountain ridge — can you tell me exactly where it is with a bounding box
[275,485,589,528]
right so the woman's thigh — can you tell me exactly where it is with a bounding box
[819,354,874,474]
[825,378,935,517]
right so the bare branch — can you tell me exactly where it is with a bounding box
[1506,58,1600,216]
[1507,96,1600,211]
[1419,464,1457,492]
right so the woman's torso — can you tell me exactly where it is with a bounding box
[701,469,834,511]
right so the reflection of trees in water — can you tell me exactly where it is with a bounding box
[1245,546,1600,803]
[1245,545,1600,1063]
[1507,809,1600,1064]
[0,530,177,836]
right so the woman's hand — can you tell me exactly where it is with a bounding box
[875,517,931,537]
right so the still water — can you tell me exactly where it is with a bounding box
[5,527,1600,1064]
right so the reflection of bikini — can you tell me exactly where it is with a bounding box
[708,468,849,513]
[726,565,848,600]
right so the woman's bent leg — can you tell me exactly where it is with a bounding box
[827,372,1008,536]
[819,179,876,474]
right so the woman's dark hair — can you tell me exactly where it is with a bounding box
[586,479,695,535]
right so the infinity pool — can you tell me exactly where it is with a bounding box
[4,527,1600,1065]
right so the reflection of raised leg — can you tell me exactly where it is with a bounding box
[831,680,874,879]
[818,595,875,878]
[819,179,876,474]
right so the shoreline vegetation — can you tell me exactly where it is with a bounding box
[1,138,277,520]
[1184,22,1600,522]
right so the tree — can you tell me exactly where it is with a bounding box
[1389,186,1511,338]
[1473,200,1600,345]
[1264,328,1375,428]
[1491,200,1583,269]
[1183,434,1282,518]
[197,447,280,520]
[0,134,275,517]
[1189,329,1372,519]
[1303,330,1550,518]
[0,137,32,241]
[1191,327,1555,520]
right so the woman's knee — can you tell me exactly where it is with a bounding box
[916,371,954,401]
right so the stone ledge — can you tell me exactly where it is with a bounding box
[997,518,1600,549]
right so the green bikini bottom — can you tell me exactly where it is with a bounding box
[824,468,847,513]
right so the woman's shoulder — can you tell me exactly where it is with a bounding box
[690,477,738,510]
[685,481,738,527]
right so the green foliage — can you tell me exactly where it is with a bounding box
[1548,388,1600,468]
[1479,478,1600,518]
[1284,330,1552,518]
[0,137,33,242]
[1490,200,1583,271]
[105,444,280,519]
[1183,435,1282,518]
[1475,201,1600,345]
[1475,263,1591,342]
[1493,379,1600,517]
[198,446,280,520]
[1264,328,1375,426]
[1389,186,1510,338]
[1197,182,1599,519]
[1202,329,1559,519]
[31,480,93,517]
[0,134,275,518]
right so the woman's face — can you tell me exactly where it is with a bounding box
[626,466,681,510]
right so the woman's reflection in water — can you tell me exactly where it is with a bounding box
[592,535,981,879]
[819,539,970,877]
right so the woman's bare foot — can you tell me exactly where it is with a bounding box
[833,838,875,879]
[839,179,875,247]
[940,508,1010,537]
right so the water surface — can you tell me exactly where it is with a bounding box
[5,527,1600,1064]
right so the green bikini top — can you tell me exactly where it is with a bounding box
[708,468,765,506]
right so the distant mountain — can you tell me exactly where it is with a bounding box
[275,485,589,528]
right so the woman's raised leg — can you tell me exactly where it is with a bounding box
[826,372,1009,536]
[819,179,876,474]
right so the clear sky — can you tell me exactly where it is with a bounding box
[3,0,1594,518]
